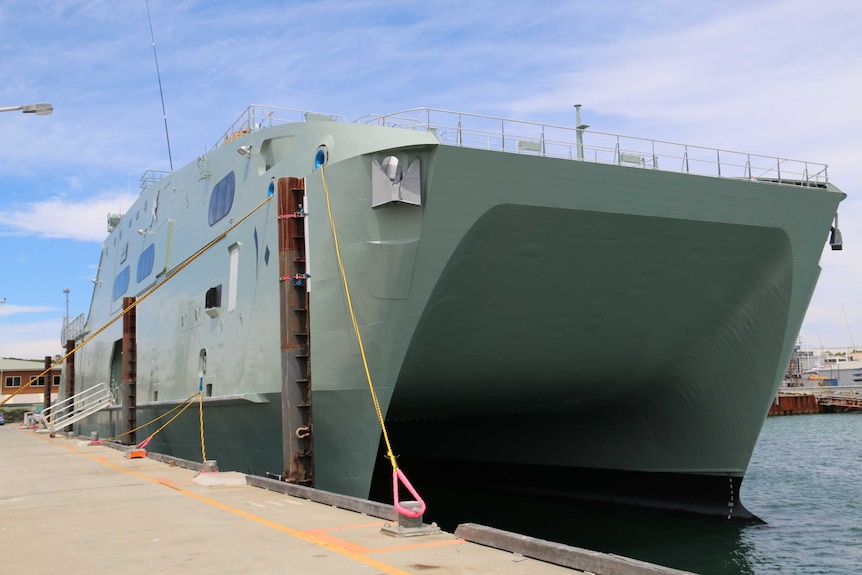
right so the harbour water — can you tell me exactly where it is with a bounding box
[422,413,862,575]
[736,412,862,575]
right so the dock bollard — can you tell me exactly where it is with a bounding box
[398,501,424,529]
[380,500,441,538]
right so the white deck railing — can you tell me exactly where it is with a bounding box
[211,105,350,151]
[200,105,828,187]
[360,108,829,186]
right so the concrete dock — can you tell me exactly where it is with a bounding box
[0,425,694,575]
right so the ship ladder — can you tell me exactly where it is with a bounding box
[35,382,115,435]
[277,177,313,484]
[319,165,426,519]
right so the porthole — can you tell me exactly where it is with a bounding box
[137,243,156,283]
[208,171,236,226]
[112,266,130,301]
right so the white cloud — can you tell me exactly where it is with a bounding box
[0,319,64,360]
[0,304,56,317]
[511,0,862,148]
[0,193,138,242]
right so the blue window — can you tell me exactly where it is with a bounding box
[208,171,236,226]
[113,266,130,301]
[137,244,156,283]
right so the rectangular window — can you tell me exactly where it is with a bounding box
[53,375,61,387]
[5,376,21,387]
[228,243,240,312]
[33,376,45,386]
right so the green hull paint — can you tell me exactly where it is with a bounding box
[71,107,845,517]
[81,395,283,474]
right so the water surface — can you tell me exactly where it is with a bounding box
[423,413,862,574]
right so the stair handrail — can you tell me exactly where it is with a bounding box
[37,382,115,432]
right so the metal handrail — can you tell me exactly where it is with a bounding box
[60,312,86,344]
[37,382,115,433]
[210,104,349,151]
[154,104,828,188]
[361,107,829,186]
[140,170,171,191]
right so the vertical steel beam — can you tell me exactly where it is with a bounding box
[42,356,52,411]
[278,176,313,484]
[120,297,137,445]
[64,339,76,434]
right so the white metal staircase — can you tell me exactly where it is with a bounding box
[36,382,115,434]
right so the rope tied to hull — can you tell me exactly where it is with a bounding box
[319,165,426,519]
[98,391,203,448]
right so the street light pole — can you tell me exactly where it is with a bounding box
[63,287,70,329]
[0,103,54,116]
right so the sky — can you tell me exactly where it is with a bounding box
[0,0,860,359]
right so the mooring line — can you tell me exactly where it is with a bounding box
[319,165,426,518]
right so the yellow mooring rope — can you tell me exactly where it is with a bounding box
[138,392,202,448]
[100,391,202,443]
[199,392,207,462]
[319,166,425,517]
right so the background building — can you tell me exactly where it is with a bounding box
[0,358,62,406]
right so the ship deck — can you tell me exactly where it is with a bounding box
[0,425,695,575]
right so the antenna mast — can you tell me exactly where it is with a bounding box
[146,0,174,172]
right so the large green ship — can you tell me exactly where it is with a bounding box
[70,105,845,521]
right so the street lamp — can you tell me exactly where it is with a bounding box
[0,102,54,116]
[63,288,70,326]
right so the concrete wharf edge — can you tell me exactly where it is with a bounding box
[1,427,696,575]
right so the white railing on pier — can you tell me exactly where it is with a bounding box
[36,382,115,434]
[360,108,830,186]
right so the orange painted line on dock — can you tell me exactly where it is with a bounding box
[156,478,183,491]
[300,529,371,555]
[53,441,416,575]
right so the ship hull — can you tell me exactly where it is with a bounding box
[69,108,844,522]
[309,144,839,510]
[371,454,756,521]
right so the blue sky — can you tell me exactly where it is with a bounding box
[1,0,860,359]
